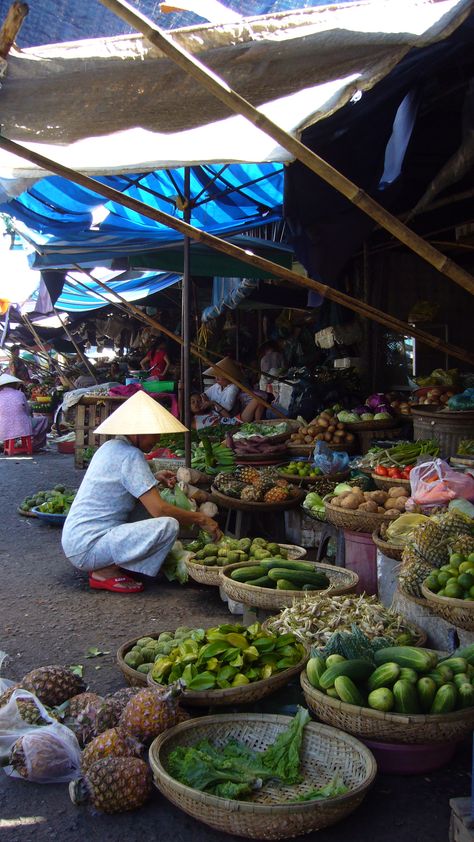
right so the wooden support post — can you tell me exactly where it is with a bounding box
[0,1,28,59]
[55,310,98,383]
[99,0,474,299]
[1,136,471,367]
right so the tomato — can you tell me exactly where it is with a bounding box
[387,467,402,478]
[374,466,389,476]
[404,465,414,475]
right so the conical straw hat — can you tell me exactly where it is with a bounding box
[203,356,242,382]
[95,390,187,435]
[0,373,23,387]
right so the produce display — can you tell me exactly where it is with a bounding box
[457,440,474,456]
[265,594,419,649]
[165,707,347,802]
[227,559,331,592]
[187,535,291,567]
[337,393,396,424]
[373,464,412,481]
[414,387,457,407]
[305,645,474,715]
[191,436,235,475]
[226,422,290,458]
[213,466,298,504]
[131,623,306,688]
[289,409,354,449]
[233,422,289,440]
[158,482,218,518]
[447,388,474,412]
[328,485,409,515]
[398,511,474,598]
[279,461,324,479]
[379,513,431,547]
[414,368,459,389]
[19,485,77,515]
[359,440,440,471]
[423,550,474,600]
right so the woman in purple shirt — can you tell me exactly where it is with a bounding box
[0,373,48,452]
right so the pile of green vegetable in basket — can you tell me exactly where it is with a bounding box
[125,623,305,685]
[228,558,330,592]
[19,485,76,515]
[358,440,440,471]
[187,535,291,567]
[306,639,474,715]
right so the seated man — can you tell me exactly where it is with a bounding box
[62,391,221,593]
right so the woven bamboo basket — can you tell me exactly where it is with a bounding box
[149,714,376,840]
[421,584,474,631]
[277,468,350,487]
[345,419,398,431]
[210,487,304,512]
[262,615,427,648]
[396,586,430,609]
[185,543,307,587]
[324,498,399,533]
[220,561,359,611]
[371,530,404,561]
[288,442,355,456]
[371,473,411,492]
[300,671,474,744]
[146,646,309,707]
[301,504,327,523]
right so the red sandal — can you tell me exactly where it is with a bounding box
[89,575,144,593]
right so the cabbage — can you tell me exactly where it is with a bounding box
[337,411,359,423]
[366,393,389,410]
[360,413,374,421]
[374,412,392,420]
[353,406,369,416]
[305,491,325,510]
[333,483,352,496]
[162,541,190,584]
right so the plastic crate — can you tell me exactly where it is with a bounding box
[143,381,175,393]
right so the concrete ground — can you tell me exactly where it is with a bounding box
[0,450,471,842]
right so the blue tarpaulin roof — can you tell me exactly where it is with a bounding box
[53,270,182,313]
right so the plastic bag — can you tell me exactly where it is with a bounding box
[0,650,14,695]
[0,689,82,783]
[312,441,350,475]
[407,459,474,510]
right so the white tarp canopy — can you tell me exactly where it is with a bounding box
[0,0,471,197]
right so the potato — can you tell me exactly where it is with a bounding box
[341,495,360,510]
[358,500,378,512]
[345,433,355,444]
[369,490,388,505]
[324,432,333,442]
[377,506,387,513]
[305,435,314,443]
[336,490,352,500]
[388,485,408,497]
[316,433,325,441]
[317,417,329,428]
[337,422,345,430]
[327,425,336,434]
[384,497,398,509]
[385,508,401,516]
[392,497,408,511]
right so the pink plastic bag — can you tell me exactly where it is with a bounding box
[407,458,474,511]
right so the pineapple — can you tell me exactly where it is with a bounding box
[235,466,260,485]
[81,727,142,774]
[263,486,289,504]
[75,687,142,745]
[16,695,52,726]
[21,665,86,707]
[68,692,104,720]
[436,510,473,541]
[0,684,21,708]
[398,544,434,598]
[412,520,449,567]
[240,485,264,502]
[69,757,152,813]
[119,686,183,743]
[9,730,81,782]
[451,533,474,556]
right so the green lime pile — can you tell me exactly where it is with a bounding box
[424,552,474,600]
[20,485,76,515]
[280,462,322,479]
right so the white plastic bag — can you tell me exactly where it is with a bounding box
[0,689,82,783]
[0,650,14,695]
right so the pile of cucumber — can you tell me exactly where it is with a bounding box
[188,536,289,568]
[229,558,330,591]
[306,645,474,714]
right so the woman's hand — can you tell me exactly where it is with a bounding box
[154,470,177,488]
[197,513,222,541]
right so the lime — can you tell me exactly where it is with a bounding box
[437,589,446,597]
[425,576,440,593]
[449,553,464,567]
[445,583,463,599]
[437,571,450,587]
[464,594,474,601]
[468,553,474,564]
[458,573,474,590]
[469,585,474,599]
[446,577,459,587]
[440,564,453,573]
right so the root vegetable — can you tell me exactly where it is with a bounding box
[341,495,359,510]
[369,491,388,505]
[176,467,208,485]
[392,497,408,511]
[198,502,218,517]
[358,500,378,512]
[388,486,408,497]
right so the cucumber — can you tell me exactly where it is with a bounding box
[306,657,327,690]
[334,675,364,706]
[248,575,275,588]
[426,670,445,688]
[230,565,267,582]
[276,579,300,590]
[437,657,468,675]
[393,678,420,714]
[325,654,346,667]
[430,683,457,714]
[417,677,437,713]
[367,663,400,692]
[436,664,454,683]
[368,687,395,712]
[374,646,437,673]
[319,658,373,690]
[457,683,474,709]
[259,558,320,573]
[453,644,474,665]
[454,673,470,689]
[399,668,418,685]
[326,687,340,699]
[267,568,330,588]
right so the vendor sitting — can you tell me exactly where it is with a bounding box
[140,339,170,381]
[191,357,267,429]
[0,373,49,452]
[61,391,221,594]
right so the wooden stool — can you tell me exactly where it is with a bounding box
[3,435,33,456]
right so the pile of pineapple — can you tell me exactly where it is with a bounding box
[214,466,296,504]
[398,511,474,598]
[0,663,188,813]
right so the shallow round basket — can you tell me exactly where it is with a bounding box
[220,561,359,611]
[278,468,350,487]
[147,646,309,707]
[300,671,474,744]
[301,504,327,523]
[233,430,291,446]
[30,506,67,526]
[421,583,474,631]
[345,419,398,431]
[210,487,304,512]
[263,615,427,648]
[371,530,404,561]
[185,543,307,587]
[288,443,355,455]
[371,473,411,492]
[235,452,288,464]
[324,498,399,533]
[17,507,38,518]
[149,713,376,840]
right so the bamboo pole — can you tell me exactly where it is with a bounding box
[99,0,474,299]
[0,1,28,59]
[54,310,98,383]
[1,136,472,368]
[21,315,75,387]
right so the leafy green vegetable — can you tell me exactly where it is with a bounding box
[161,541,190,584]
[287,774,348,802]
[261,706,310,784]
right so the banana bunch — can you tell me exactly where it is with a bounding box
[191,435,235,475]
